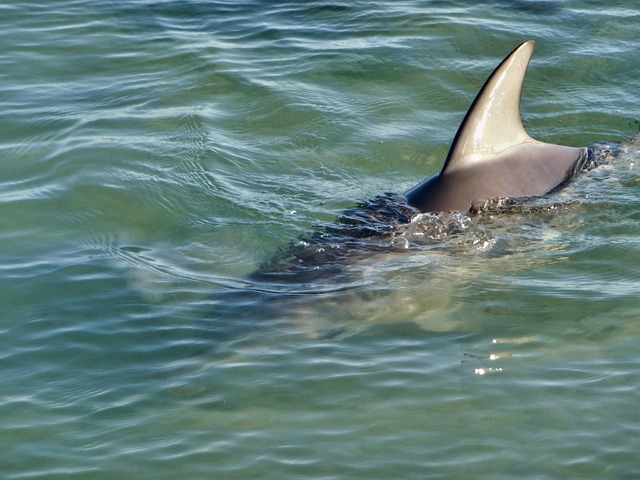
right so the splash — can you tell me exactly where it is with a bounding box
[392,211,494,252]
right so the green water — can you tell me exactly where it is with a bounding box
[1,1,640,478]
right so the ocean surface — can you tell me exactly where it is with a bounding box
[1,1,640,478]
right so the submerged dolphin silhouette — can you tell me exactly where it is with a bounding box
[406,40,592,213]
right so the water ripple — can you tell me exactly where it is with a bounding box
[2,1,640,478]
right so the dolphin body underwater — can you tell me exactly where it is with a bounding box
[250,40,619,285]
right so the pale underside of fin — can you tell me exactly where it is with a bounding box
[406,40,586,213]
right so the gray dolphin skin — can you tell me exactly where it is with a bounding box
[405,40,590,213]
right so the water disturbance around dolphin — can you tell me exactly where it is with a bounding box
[251,40,620,287]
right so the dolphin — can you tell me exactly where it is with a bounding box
[250,40,619,286]
[405,40,593,213]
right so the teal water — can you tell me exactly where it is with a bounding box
[2,1,640,478]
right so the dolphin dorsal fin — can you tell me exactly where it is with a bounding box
[443,40,536,172]
[405,40,588,213]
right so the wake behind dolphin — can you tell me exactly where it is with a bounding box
[251,40,619,285]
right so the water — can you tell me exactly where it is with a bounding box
[1,1,640,478]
